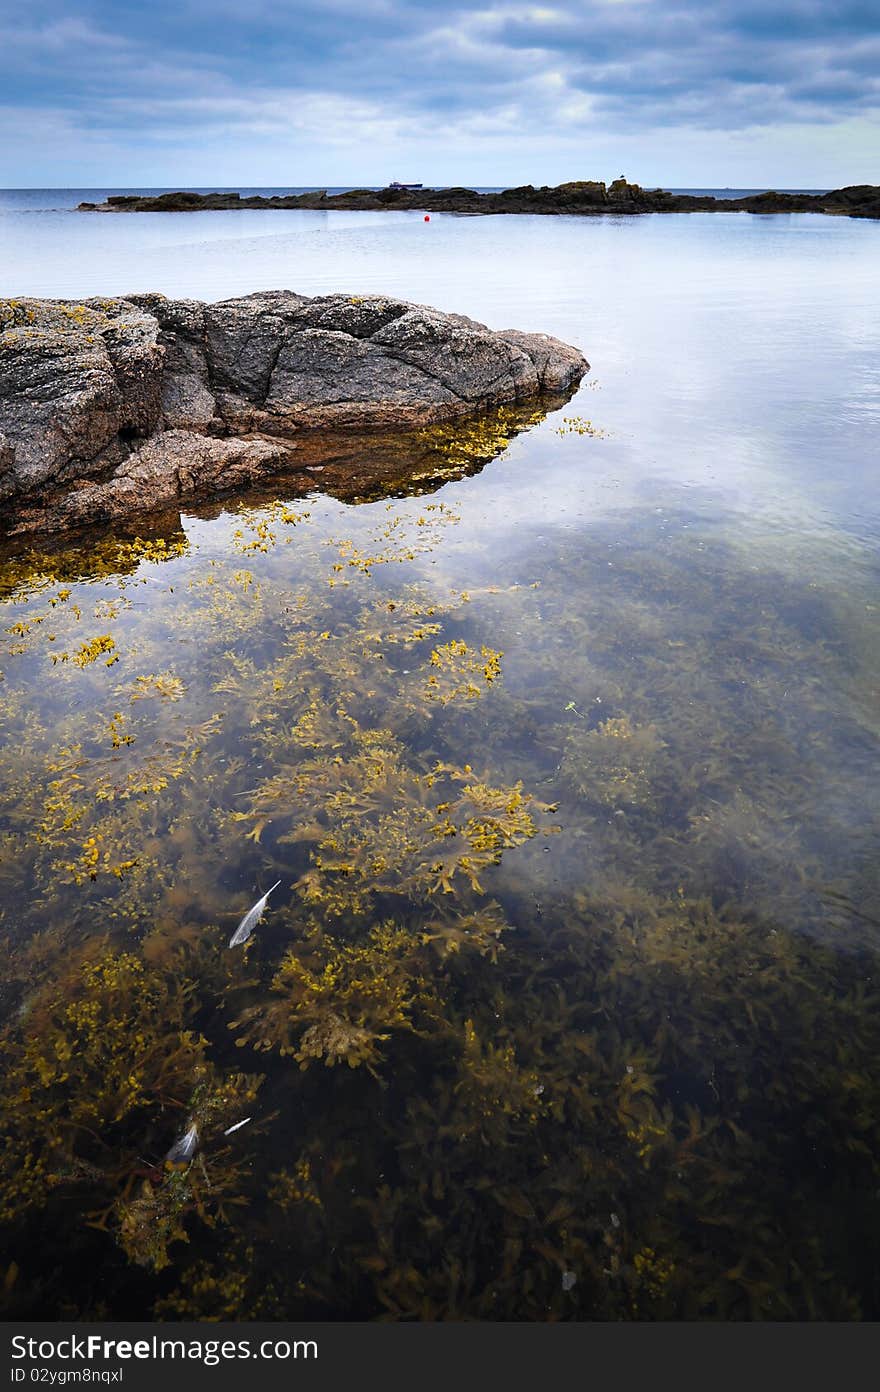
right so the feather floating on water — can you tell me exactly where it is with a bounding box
[165,1122,198,1168]
[229,880,282,948]
[223,1116,252,1136]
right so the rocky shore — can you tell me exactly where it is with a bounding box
[78,179,880,219]
[0,291,587,534]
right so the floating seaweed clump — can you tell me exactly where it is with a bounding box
[52,634,118,667]
[0,946,206,1224]
[232,503,311,554]
[356,593,453,651]
[560,714,667,809]
[452,1018,545,1144]
[112,1070,264,1271]
[269,1156,324,1212]
[232,730,555,915]
[124,672,188,703]
[153,1242,289,1321]
[409,405,547,484]
[232,921,428,1073]
[554,415,607,437]
[420,899,511,960]
[423,639,503,704]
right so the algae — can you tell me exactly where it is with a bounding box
[0,436,878,1320]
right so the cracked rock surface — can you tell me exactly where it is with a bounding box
[0,291,588,531]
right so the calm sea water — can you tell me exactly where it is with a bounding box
[0,192,878,1320]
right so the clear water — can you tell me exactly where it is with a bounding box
[0,199,878,1320]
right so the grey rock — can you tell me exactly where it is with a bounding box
[98,305,165,435]
[204,291,307,399]
[266,326,461,421]
[125,294,220,431]
[0,290,588,531]
[8,430,292,532]
[0,298,163,500]
[498,330,586,392]
[160,371,220,431]
[293,294,412,340]
[370,308,539,404]
[121,429,291,506]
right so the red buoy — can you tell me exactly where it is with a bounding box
[424,215,430,222]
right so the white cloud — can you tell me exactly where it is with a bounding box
[1,0,878,185]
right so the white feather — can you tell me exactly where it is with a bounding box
[223,1116,252,1136]
[165,1122,199,1165]
[228,880,282,947]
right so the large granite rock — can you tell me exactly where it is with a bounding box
[0,292,587,530]
[0,299,164,497]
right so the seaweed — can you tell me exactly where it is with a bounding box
[0,451,878,1320]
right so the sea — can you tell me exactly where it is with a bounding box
[0,185,878,1321]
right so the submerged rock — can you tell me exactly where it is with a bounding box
[0,292,587,532]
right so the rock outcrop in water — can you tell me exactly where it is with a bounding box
[0,292,587,533]
[77,179,880,219]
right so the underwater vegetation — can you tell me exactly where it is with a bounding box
[0,443,878,1321]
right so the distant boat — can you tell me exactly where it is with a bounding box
[388,181,423,190]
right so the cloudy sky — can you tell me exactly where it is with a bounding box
[1,0,877,188]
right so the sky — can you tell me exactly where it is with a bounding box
[1,0,878,188]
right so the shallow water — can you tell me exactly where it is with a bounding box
[0,202,878,1319]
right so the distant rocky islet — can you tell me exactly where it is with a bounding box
[77,178,880,219]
